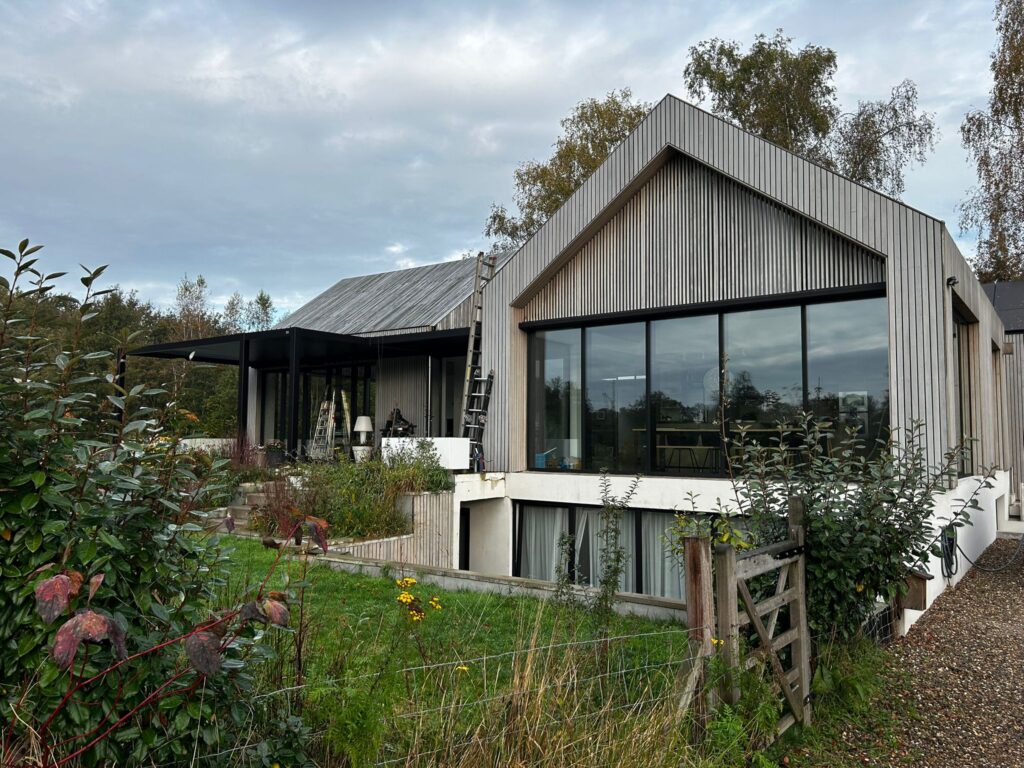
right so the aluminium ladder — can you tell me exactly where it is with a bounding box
[308,388,351,460]
[461,252,497,472]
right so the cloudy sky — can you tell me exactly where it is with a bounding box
[0,0,997,314]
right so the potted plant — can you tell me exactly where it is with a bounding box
[265,439,285,468]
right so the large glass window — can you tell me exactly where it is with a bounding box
[528,330,582,470]
[575,508,637,592]
[518,505,569,581]
[952,313,975,476]
[514,504,683,598]
[806,298,890,457]
[724,307,803,436]
[641,511,684,600]
[525,293,890,475]
[585,323,646,473]
[650,315,721,474]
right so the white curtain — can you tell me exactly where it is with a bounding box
[519,506,569,581]
[575,509,636,593]
[641,512,684,600]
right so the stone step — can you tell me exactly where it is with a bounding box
[246,492,268,506]
[238,482,266,494]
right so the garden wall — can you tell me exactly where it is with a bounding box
[334,491,455,569]
[898,469,1008,633]
[318,551,688,623]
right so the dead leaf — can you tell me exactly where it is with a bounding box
[267,591,288,602]
[305,516,329,554]
[261,536,281,550]
[65,570,84,597]
[35,574,72,624]
[87,573,104,603]
[52,610,113,670]
[238,601,267,626]
[262,599,289,627]
[185,631,221,676]
[1,528,11,541]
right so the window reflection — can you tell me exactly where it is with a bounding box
[806,298,890,458]
[650,315,721,473]
[585,323,646,473]
[525,295,890,474]
[528,329,583,470]
[724,307,803,443]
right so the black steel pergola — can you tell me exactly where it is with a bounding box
[130,326,467,456]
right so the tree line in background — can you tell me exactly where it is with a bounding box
[0,272,277,439]
[488,1,1024,284]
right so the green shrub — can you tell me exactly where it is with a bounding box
[297,442,453,538]
[727,418,990,641]
[1,243,239,765]
[0,243,279,765]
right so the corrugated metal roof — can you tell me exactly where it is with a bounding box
[275,257,485,336]
[984,281,1024,333]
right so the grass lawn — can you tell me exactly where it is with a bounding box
[222,535,692,694]
[222,536,700,765]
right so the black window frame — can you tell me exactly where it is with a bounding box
[512,501,685,599]
[523,284,887,477]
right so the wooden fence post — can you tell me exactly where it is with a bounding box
[788,498,812,727]
[714,541,740,706]
[684,536,714,656]
[682,536,714,721]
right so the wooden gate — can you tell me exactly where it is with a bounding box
[713,500,812,735]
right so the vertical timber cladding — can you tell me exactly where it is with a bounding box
[1005,336,1024,497]
[481,96,977,472]
[522,155,885,322]
[941,227,1011,473]
[376,356,429,437]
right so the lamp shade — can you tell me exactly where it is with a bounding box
[353,416,373,433]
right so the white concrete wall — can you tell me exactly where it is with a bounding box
[453,473,512,576]
[467,497,513,575]
[899,470,1008,633]
[505,472,736,513]
[382,437,471,470]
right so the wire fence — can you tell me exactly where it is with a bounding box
[364,625,707,767]
[237,624,709,767]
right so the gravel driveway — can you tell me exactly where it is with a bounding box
[853,537,1024,767]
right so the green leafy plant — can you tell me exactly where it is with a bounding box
[0,242,303,766]
[294,441,453,539]
[591,473,639,640]
[725,417,994,640]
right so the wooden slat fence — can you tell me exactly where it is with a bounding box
[336,491,455,569]
[684,500,812,737]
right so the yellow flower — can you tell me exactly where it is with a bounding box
[856,583,865,593]
[456,665,469,673]
[428,597,442,611]
[397,591,415,605]
[395,576,417,590]
[711,637,724,648]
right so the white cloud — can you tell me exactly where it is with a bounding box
[0,0,998,309]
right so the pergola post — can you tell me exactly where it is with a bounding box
[286,330,300,458]
[237,335,250,449]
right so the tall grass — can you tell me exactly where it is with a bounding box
[212,540,712,767]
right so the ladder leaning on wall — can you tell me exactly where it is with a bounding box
[308,387,351,461]
[461,252,497,472]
